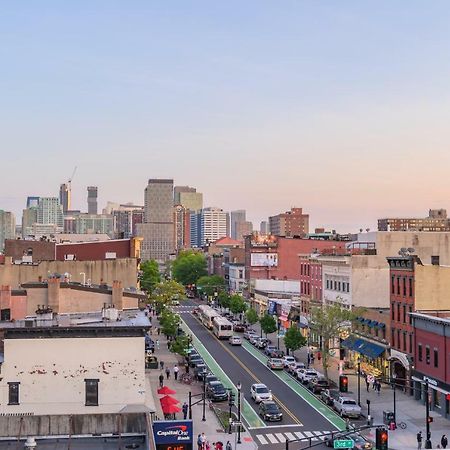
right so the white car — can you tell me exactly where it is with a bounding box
[283,356,296,368]
[288,362,305,374]
[251,383,273,403]
[298,369,319,384]
[229,336,242,346]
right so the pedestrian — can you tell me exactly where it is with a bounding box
[365,376,370,392]
[166,366,171,380]
[197,434,202,450]
[159,372,164,388]
[182,401,188,420]
[376,381,381,396]
[185,362,190,373]
[160,360,164,370]
[225,441,232,450]
[156,339,160,349]
[174,364,179,381]
[441,435,448,449]
[345,418,350,431]
[205,441,211,450]
[149,316,152,324]
[417,431,423,450]
[157,327,161,335]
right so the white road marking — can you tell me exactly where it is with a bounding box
[275,433,285,441]
[266,434,279,444]
[294,431,305,439]
[256,435,268,445]
[304,431,318,440]
[285,432,296,440]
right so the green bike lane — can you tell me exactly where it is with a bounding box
[242,340,347,431]
[180,318,266,428]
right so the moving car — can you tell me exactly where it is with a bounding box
[283,356,296,368]
[308,376,330,393]
[320,389,340,406]
[229,336,242,346]
[324,432,373,449]
[206,381,228,402]
[171,300,180,306]
[288,362,305,375]
[250,383,272,403]
[258,400,283,422]
[298,369,319,384]
[233,323,246,332]
[333,396,362,418]
[267,358,284,370]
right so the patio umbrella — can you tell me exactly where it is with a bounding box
[161,404,182,414]
[160,395,180,407]
[157,386,177,395]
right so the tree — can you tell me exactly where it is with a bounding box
[150,280,186,307]
[284,326,307,357]
[245,308,259,326]
[159,309,181,338]
[170,335,190,357]
[309,303,357,379]
[259,314,277,336]
[172,250,207,285]
[140,260,160,292]
[196,275,226,298]
[229,295,247,315]
[218,291,231,310]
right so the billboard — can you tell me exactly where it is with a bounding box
[153,420,193,450]
[251,253,278,267]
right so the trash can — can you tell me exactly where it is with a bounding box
[383,410,395,425]
[146,355,159,369]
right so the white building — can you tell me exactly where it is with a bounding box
[228,264,246,293]
[74,213,114,237]
[201,207,229,245]
[37,197,64,231]
[0,210,15,251]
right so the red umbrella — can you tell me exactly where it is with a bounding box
[157,386,177,395]
[160,395,180,407]
[161,404,182,414]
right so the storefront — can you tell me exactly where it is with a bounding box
[412,371,450,420]
[341,335,389,379]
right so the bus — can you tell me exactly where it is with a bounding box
[212,316,234,340]
[199,304,219,329]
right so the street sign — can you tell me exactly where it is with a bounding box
[333,439,355,449]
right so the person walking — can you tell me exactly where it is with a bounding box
[417,431,423,450]
[173,364,179,381]
[225,441,232,450]
[159,372,164,388]
[156,339,160,349]
[165,366,171,380]
[197,434,202,450]
[376,381,381,396]
[365,377,370,392]
[157,327,161,335]
[182,401,188,420]
[200,433,207,450]
[160,360,164,370]
[441,435,448,449]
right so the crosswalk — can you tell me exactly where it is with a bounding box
[255,430,332,445]
[169,306,195,313]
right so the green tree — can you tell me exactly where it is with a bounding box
[172,250,207,285]
[259,314,277,336]
[170,335,190,357]
[284,326,307,357]
[229,295,247,315]
[159,309,181,338]
[309,302,357,379]
[139,260,160,292]
[196,275,226,297]
[245,308,259,326]
[218,291,231,310]
[150,280,186,307]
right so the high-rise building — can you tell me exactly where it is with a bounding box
[22,206,38,238]
[87,186,98,215]
[111,205,144,239]
[378,209,450,232]
[59,183,71,213]
[269,207,309,237]
[230,210,246,240]
[235,221,253,240]
[0,210,15,251]
[37,197,64,231]
[174,186,203,212]
[189,212,202,248]
[260,221,269,234]
[137,179,175,261]
[74,213,114,237]
[201,207,229,245]
[174,205,191,251]
[26,197,40,208]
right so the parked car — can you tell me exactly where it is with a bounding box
[171,300,180,306]
[206,381,228,402]
[288,362,305,375]
[189,356,203,368]
[333,396,362,418]
[233,323,246,332]
[229,336,242,346]
[308,376,329,393]
[324,432,373,449]
[266,347,284,358]
[250,383,273,403]
[255,337,269,348]
[267,358,284,370]
[194,364,209,380]
[264,345,277,356]
[249,335,260,345]
[283,356,296,368]
[320,389,340,406]
[298,369,319,384]
[205,373,219,385]
[258,400,283,422]
[244,330,257,340]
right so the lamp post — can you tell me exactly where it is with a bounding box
[392,374,397,426]
[425,381,432,449]
[277,318,280,350]
[228,389,234,434]
[357,357,361,407]
[202,369,207,421]
[237,382,242,444]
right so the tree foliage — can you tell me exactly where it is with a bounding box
[172,250,207,285]
[159,309,181,338]
[218,291,231,309]
[229,295,247,315]
[196,275,226,297]
[245,308,259,326]
[150,280,186,306]
[259,314,277,336]
[140,260,160,292]
[170,335,190,357]
[309,303,357,379]
[284,326,307,356]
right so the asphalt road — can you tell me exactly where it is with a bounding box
[180,310,341,449]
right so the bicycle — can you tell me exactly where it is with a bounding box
[397,421,407,429]
[180,373,194,385]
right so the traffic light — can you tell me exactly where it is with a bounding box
[427,416,434,423]
[376,427,388,450]
[228,391,235,406]
[339,375,348,392]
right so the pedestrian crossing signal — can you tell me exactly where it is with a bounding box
[339,375,348,392]
[376,427,388,450]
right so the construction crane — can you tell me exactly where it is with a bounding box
[68,166,77,190]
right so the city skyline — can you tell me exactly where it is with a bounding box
[2,2,450,231]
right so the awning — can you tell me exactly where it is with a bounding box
[341,336,358,350]
[341,336,386,359]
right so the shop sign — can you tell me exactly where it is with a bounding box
[423,376,438,387]
[153,420,193,450]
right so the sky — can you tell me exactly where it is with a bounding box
[2,1,450,232]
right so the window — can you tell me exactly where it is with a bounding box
[402,332,407,351]
[396,277,400,295]
[338,282,341,291]
[85,379,99,406]
[326,279,329,289]
[397,329,400,349]
[409,306,413,324]
[8,382,20,405]
[397,303,400,321]
[391,329,395,347]
[1,308,11,321]
[425,346,430,365]
[408,277,413,297]
[418,343,423,361]
[391,275,395,294]
[409,334,412,354]
[431,255,440,266]
[403,277,407,296]
[391,304,395,320]
[434,348,439,368]
[402,305,406,323]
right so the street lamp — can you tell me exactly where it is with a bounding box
[228,389,234,434]
[392,373,397,427]
[277,319,280,350]
[425,381,432,449]
[202,368,207,421]
[357,357,361,407]
[237,382,242,444]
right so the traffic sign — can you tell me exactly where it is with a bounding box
[333,439,355,449]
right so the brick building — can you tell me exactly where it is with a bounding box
[269,207,309,237]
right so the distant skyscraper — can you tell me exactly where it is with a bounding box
[87,186,98,215]
[37,197,64,230]
[269,207,309,237]
[235,221,253,240]
[260,221,269,234]
[230,210,246,239]
[137,179,175,261]
[0,210,16,251]
[201,207,229,245]
[59,183,71,213]
[189,212,202,247]
[26,196,40,208]
[174,186,203,212]
[174,205,191,251]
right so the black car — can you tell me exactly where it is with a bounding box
[267,349,284,358]
[189,357,203,368]
[320,389,340,406]
[308,377,330,394]
[258,400,283,422]
[206,381,228,402]
[205,373,219,384]
[194,364,209,380]
[324,432,373,449]
[233,323,246,332]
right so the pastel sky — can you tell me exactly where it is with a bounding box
[2,1,450,232]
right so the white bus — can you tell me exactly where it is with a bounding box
[199,304,219,329]
[212,316,234,340]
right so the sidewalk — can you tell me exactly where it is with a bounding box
[146,313,257,450]
[250,321,449,449]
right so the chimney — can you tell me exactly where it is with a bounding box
[112,280,123,310]
[47,277,61,312]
